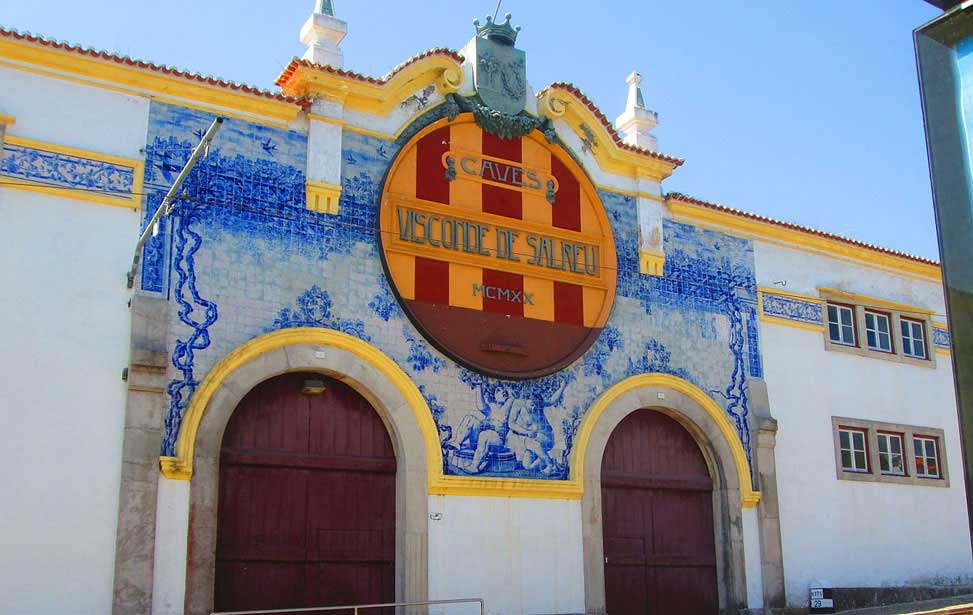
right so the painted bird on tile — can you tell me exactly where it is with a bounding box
[579,123,597,155]
[345,152,357,165]
[377,144,389,159]
[401,85,436,112]
[192,128,207,140]
[261,138,278,157]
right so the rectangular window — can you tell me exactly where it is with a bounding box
[839,428,869,472]
[877,432,905,475]
[864,310,893,352]
[901,318,927,359]
[828,304,856,346]
[914,437,941,478]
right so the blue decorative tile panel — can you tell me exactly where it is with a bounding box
[761,292,824,325]
[148,100,764,477]
[934,327,951,349]
[1,142,135,194]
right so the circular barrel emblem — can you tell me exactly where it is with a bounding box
[379,113,617,379]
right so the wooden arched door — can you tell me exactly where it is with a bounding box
[601,410,718,615]
[215,372,396,612]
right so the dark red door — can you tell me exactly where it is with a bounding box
[602,411,718,615]
[215,372,396,613]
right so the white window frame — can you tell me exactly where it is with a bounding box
[864,309,893,353]
[827,303,856,346]
[838,427,869,473]
[832,417,949,487]
[877,432,906,476]
[901,318,927,359]
[819,289,936,367]
[914,436,941,479]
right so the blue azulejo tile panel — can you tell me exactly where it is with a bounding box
[0,142,135,195]
[150,98,764,477]
[934,327,951,350]
[761,291,824,326]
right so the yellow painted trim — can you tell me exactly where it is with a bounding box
[933,323,952,355]
[757,286,822,303]
[639,249,665,276]
[306,179,342,215]
[0,57,292,128]
[161,328,443,482]
[1,134,144,209]
[159,456,192,480]
[668,198,942,282]
[280,56,464,117]
[537,89,679,183]
[756,289,826,332]
[0,39,302,125]
[817,287,935,316]
[595,183,665,202]
[0,114,14,125]
[571,373,761,508]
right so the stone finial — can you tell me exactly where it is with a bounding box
[615,70,659,151]
[300,0,347,68]
[316,0,335,16]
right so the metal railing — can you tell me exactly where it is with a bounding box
[211,597,485,615]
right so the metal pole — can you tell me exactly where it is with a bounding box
[126,116,224,288]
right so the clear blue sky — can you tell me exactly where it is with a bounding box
[2,1,944,259]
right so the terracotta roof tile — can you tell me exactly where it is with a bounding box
[539,82,684,167]
[667,192,940,267]
[0,27,307,107]
[275,48,465,88]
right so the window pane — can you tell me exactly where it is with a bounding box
[867,330,877,348]
[891,437,901,454]
[841,308,854,327]
[915,439,924,457]
[879,331,891,351]
[853,431,865,449]
[841,450,852,469]
[828,305,838,323]
[928,458,939,477]
[854,451,867,470]
[891,453,904,474]
[926,440,937,458]
[916,457,927,475]
[880,453,890,472]
[842,324,855,344]
[840,431,850,449]
[901,320,910,338]
[830,322,841,342]
[878,315,889,334]
[903,336,914,356]
[878,436,888,453]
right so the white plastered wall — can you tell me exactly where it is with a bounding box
[0,68,147,614]
[428,495,585,615]
[755,242,973,607]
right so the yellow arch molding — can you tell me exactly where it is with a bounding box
[278,55,464,116]
[159,328,442,482]
[537,87,681,183]
[570,373,761,508]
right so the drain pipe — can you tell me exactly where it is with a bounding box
[126,116,223,289]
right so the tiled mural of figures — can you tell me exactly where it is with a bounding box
[144,101,762,477]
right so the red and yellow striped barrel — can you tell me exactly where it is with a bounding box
[380,113,617,379]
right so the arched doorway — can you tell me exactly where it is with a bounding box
[601,410,718,615]
[214,372,396,612]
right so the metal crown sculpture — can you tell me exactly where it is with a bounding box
[473,12,521,46]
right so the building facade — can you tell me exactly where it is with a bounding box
[0,6,970,614]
